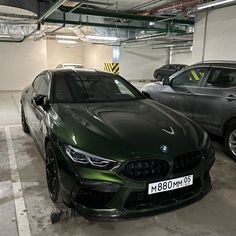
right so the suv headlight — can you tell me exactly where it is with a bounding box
[63,144,117,170]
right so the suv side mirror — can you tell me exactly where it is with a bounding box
[162,77,170,86]
[32,95,48,108]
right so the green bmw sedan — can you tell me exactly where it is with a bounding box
[21,69,215,220]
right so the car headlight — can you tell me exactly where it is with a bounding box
[202,131,211,156]
[63,144,117,169]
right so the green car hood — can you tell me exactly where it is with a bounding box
[50,99,202,161]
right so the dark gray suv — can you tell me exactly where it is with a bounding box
[142,61,236,160]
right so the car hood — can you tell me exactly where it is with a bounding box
[50,99,203,161]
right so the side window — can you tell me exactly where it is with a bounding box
[171,67,208,87]
[162,65,169,70]
[169,65,176,70]
[33,75,43,93]
[115,79,135,97]
[206,68,236,88]
[38,74,50,96]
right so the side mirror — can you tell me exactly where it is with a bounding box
[32,95,48,108]
[162,77,170,86]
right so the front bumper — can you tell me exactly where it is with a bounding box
[54,143,215,220]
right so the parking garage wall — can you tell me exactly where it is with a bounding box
[82,44,113,70]
[0,39,47,91]
[120,45,169,81]
[46,40,84,69]
[192,5,236,63]
[172,50,192,65]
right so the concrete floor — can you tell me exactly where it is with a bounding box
[0,91,236,236]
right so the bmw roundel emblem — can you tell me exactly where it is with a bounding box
[160,145,169,153]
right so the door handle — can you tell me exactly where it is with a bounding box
[225,95,236,101]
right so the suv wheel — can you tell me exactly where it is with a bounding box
[224,122,236,160]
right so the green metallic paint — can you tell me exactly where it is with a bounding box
[50,99,202,160]
[21,70,214,220]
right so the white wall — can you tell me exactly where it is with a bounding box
[47,40,83,69]
[0,39,47,91]
[120,45,169,81]
[172,51,192,65]
[82,44,112,70]
[192,5,236,63]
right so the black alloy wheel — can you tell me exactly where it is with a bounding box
[21,105,30,133]
[46,142,60,202]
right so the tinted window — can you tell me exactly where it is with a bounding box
[171,68,208,87]
[38,74,50,96]
[206,68,236,88]
[53,71,143,103]
[162,65,169,70]
[33,75,43,93]
[177,65,187,70]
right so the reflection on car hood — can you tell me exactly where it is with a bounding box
[51,99,202,161]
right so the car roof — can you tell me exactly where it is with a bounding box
[49,68,114,76]
[193,60,236,68]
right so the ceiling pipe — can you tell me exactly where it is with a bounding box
[35,13,66,41]
[141,0,199,16]
[38,0,67,22]
[71,0,114,7]
[45,17,186,33]
[0,23,40,43]
[58,5,194,25]
[127,0,163,12]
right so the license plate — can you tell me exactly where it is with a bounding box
[148,175,193,195]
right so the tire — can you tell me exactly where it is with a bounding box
[45,141,64,208]
[21,105,30,133]
[224,122,236,161]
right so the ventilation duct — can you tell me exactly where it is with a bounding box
[0,0,38,16]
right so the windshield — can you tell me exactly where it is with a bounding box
[53,71,143,103]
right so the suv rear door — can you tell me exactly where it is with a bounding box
[193,66,236,135]
[166,67,210,118]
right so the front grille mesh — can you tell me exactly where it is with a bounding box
[173,152,202,174]
[119,159,169,181]
[119,152,202,181]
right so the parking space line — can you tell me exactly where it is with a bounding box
[0,124,21,128]
[5,127,31,236]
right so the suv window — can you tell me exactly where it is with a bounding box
[206,68,236,88]
[171,67,208,87]
[162,65,169,70]
[38,74,50,96]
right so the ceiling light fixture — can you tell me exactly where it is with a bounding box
[86,35,119,41]
[57,40,78,44]
[56,35,79,40]
[197,0,236,10]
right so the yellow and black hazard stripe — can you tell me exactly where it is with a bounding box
[104,63,119,74]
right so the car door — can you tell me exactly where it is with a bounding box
[193,66,236,135]
[166,67,210,118]
[25,74,44,138]
[34,73,51,152]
